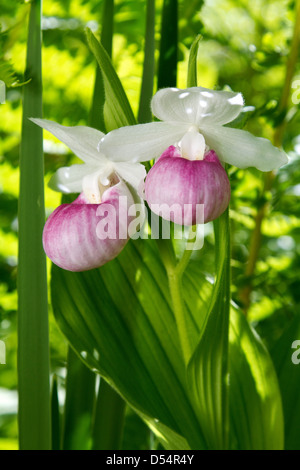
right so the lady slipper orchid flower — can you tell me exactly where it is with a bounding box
[31,119,146,200]
[144,146,231,225]
[32,118,146,272]
[43,181,135,272]
[98,86,288,226]
[98,87,288,171]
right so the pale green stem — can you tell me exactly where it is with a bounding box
[173,226,196,277]
[156,237,191,366]
[18,0,51,450]
[174,249,193,277]
[167,269,192,366]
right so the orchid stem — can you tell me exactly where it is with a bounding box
[174,249,192,277]
[187,35,202,88]
[156,237,192,366]
[167,269,192,366]
[174,226,195,277]
[170,226,203,364]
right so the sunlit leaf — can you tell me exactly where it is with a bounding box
[187,210,231,450]
[85,28,136,131]
[187,34,202,87]
[229,305,284,450]
[51,238,207,450]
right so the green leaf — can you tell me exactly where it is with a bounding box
[271,314,300,449]
[187,209,231,450]
[186,208,283,450]
[229,306,284,450]
[85,28,136,131]
[17,0,51,450]
[187,34,202,88]
[51,238,207,450]
[89,0,114,132]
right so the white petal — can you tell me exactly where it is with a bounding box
[82,172,103,203]
[179,128,206,160]
[82,162,117,203]
[151,87,244,126]
[30,118,106,164]
[113,162,147,230]
[201,125,289,171]
[48,163,99,193]
[113,161,147,193]
[99,122,188,163]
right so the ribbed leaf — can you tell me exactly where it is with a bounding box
[186,209,283,450]
[86,28,136,130]
[187,209,230,450]
[89,0,114,132]
[229,306,284,450]
[51,238,207,450]
[50,226,284,450]
[187,34,202,88]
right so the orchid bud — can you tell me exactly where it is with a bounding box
[43,180,134,272]
[144,146,231,225]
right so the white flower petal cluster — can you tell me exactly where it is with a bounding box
[33,86,288,202]
[99,87,288,171]
[31,118,146,203]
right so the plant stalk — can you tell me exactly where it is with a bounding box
[18,0,51,450]
[167,269,192,366]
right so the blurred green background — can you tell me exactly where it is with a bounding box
[1,0,300,449]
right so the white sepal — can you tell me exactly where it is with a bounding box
[201,125,289,171]
[151,87,244,127]
[48,163,98,193]
[99,121,188,163]
[179,128,206,160]
[30,118,106,164]
[114,161,147,192]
